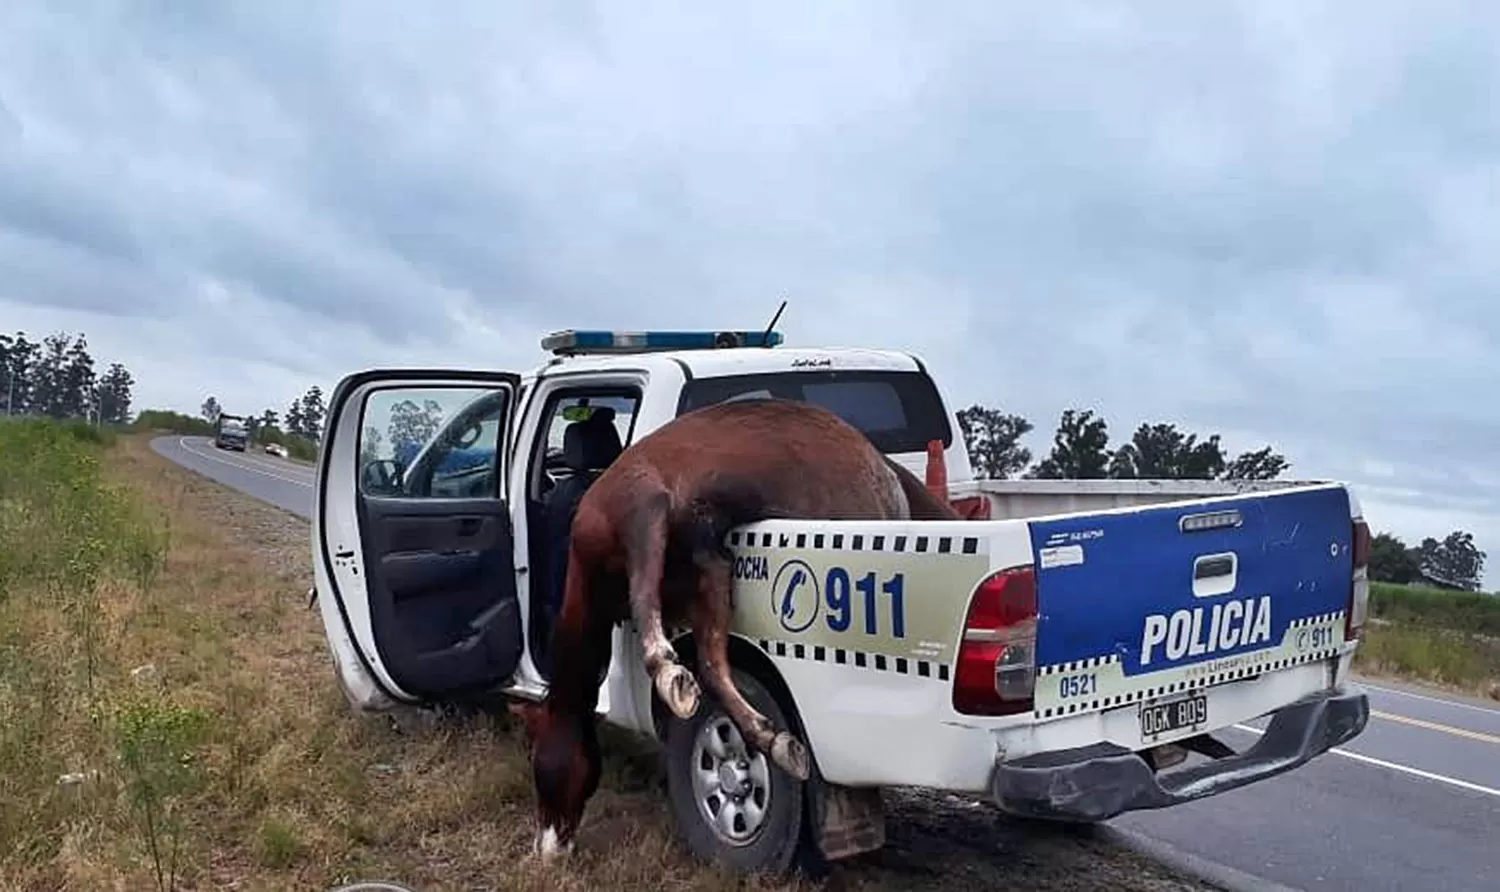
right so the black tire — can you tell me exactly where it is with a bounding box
[663,668,806,875]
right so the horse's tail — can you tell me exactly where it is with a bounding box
[884,454,960,520]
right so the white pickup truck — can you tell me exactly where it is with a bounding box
[311,328,1371,873]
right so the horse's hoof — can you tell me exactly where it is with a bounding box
[655,663,701,719]
[534,826,573,862]
[770,731,812,781]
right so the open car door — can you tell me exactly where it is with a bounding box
[314,369,525,710]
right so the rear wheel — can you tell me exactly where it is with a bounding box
[663,668,806,874]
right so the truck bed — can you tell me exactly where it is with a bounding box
[720,479,1364,792]
[948,477,1321,521]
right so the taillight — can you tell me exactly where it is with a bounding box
[1346,519,1370,641]
[952,566,1037,716]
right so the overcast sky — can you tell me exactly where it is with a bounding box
[1,2,1496,582]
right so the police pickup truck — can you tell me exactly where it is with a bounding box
[310,327,1371,873]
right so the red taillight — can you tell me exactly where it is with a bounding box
[1346,520,1370,641]
[952,566,1037,716]
[1351,519,1370,568]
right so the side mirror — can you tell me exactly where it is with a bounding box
[361,459,403,495]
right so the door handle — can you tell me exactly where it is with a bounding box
[1192,551,1238,599]
[455,516,483,537]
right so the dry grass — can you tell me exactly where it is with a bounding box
[0,430,1217,892]
[1355,582,1500,701]
[1353,622,1500,702]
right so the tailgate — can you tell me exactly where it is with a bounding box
[1026,484,1354,730]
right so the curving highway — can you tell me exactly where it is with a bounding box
[152,435,1500,892]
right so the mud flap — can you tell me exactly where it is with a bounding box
[806,774,886,861]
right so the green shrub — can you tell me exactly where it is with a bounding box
[1369,581,1500,637]
[0,418,181,881]
[0,419,163,604]
[131,410,214,436]
[115,696,213,892]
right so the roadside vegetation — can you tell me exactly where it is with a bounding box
[1354,581,1500,699]
[0,420,1209,892]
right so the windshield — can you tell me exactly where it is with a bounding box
[677,370,952,454]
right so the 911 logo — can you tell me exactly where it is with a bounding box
[772,558,821,634]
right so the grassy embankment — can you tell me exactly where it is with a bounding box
[0,419,763,891]
[1354,582,1500,699]
[0,420,1210,892]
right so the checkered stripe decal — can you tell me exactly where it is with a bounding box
[1288,611,1344,628]
[1032,611,1347,720]
[1037,654,1119,676]
[728,529,984,555]
[756,638,952,682]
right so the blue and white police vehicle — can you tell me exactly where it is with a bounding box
[309,327,1371,873]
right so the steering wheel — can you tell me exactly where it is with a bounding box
[454,422,483,449]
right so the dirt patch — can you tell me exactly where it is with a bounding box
[13,435,1219,891]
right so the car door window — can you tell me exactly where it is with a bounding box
[359,386,510,499]
[530,390,641,499]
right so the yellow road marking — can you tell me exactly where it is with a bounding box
[1371,709,1500,746]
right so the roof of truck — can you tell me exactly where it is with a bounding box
[530,344,926,381]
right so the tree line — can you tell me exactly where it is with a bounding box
[198,388,327,460]
[1367,530,1486,594]
[956,404,1290,482]
[0,330,135,424]
[957,403,1489,592]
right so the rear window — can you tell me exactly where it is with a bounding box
[677,370,952,454]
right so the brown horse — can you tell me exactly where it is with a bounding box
[510,397,959,858]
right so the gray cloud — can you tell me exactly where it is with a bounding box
[2,0,1498,577]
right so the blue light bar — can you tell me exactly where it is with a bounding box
[541,329,784,356]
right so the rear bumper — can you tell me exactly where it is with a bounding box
[990,687,1369,822]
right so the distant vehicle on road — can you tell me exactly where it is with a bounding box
[264,442,289,458]
[214,414,249,451]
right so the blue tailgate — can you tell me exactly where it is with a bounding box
[1027,485,1354,678]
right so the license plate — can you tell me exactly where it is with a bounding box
[1139,692,1208,740]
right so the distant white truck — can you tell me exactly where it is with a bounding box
[309,328,1371,873]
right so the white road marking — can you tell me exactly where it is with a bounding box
[1358,681,1500,718]
[177,438,314,487]
[1228,723,1500,799]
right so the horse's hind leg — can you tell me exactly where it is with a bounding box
[621,490,701,720]
[690,556,812,781]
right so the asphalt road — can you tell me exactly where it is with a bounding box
[152,435,315,518]
[151,434,1500,892]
